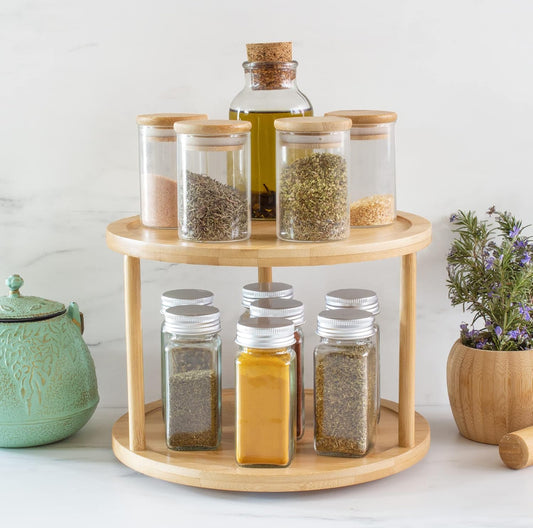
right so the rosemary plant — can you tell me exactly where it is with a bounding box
[447,207,533,351]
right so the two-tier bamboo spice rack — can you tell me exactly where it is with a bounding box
[106,211,432,492]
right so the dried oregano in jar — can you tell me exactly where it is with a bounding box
[314,309,378,457]
[275,116,351,242]
[162,305,222,451]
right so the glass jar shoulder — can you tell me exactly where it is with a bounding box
[230,88,312,113]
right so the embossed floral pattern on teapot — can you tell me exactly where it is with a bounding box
[0,275,99,447]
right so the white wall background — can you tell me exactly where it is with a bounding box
[2,0,533,407]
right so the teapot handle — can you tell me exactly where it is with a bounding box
[67,302,85,335]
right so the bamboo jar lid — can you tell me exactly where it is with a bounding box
[246,42,292,62]
[325,110,397,125]
[274,116,352,133]
[136,113,208,127]
[174,119,252,135]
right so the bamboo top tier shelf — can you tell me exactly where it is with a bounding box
[106,212,432,492]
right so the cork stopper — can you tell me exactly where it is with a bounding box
[246,42,292,62]
[244,42,296,90]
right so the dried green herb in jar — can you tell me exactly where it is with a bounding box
[278,152,348,241]
[180,171,249,242]
[314,343,377,456]
[167,348,219,449]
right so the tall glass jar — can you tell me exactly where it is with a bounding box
[137,113,207,229]
[160,289,214,419]
[314,309,378,457]
[275,116,351,242]
[249,298,305,440]
[162,305,221,451]
[235,316,296,467]
[229,42,312,220]
[174,120,252,242]
[325,288,381,421]
[325,110,397,227]
[241,281,293,317]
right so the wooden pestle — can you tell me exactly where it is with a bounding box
[499,426,533,469]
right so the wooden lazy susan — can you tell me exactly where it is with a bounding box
[106,212,432,492]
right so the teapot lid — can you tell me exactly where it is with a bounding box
[0,275,66,322]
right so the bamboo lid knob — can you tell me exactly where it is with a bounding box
[499,426,533,469]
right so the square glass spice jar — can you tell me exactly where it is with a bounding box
[314,308,379,458]
[274,116,351,242]
[137,113,207,229]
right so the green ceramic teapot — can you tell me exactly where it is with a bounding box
[0,274,99,447]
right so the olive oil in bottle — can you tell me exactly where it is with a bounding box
[229,109,312,219]
[229,42,313,220]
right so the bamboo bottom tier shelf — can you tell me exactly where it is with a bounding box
[106,212,432,492]
[112,390,430,492]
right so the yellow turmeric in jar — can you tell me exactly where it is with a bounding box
[235,347,295,467]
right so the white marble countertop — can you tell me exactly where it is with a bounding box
[1,406,532,528]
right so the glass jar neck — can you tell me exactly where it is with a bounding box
[243,61,299,90]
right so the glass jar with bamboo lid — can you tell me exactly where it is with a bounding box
[274,116,351,242]
[325,110,397,227]
[137,113,207,229]
[174,120,252,242]
[235,316,296,467]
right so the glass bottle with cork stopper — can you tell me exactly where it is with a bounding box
[174,119,252,242]
[235,316,296,467]
[241,281,294,318]
[249,298,306,440]
[137,113,207,229]
[275,116,351,242]
[162,304,222,451]
[324,110,397,227]
[229,42,313,220]
[314,308,379,457]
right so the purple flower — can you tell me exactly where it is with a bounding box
[460,323,468,333]
[520,253,531,266]
[514,239,528,249]
[495,326,503,336]
[509,225,520,238]
[508,329,520,339]
[449,213,458,223]
[519,305,532,322]
[485,257,495,270]
[476,338,488,349]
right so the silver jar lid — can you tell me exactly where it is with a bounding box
[249,298,304,326]
[163,305,220,335]
[325,288,380,314]
[160,289,214,313]
[316,308,375,339]
[241,282,293,308]
[235,316,295,348]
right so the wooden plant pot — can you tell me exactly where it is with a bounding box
[447,340,533,445]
